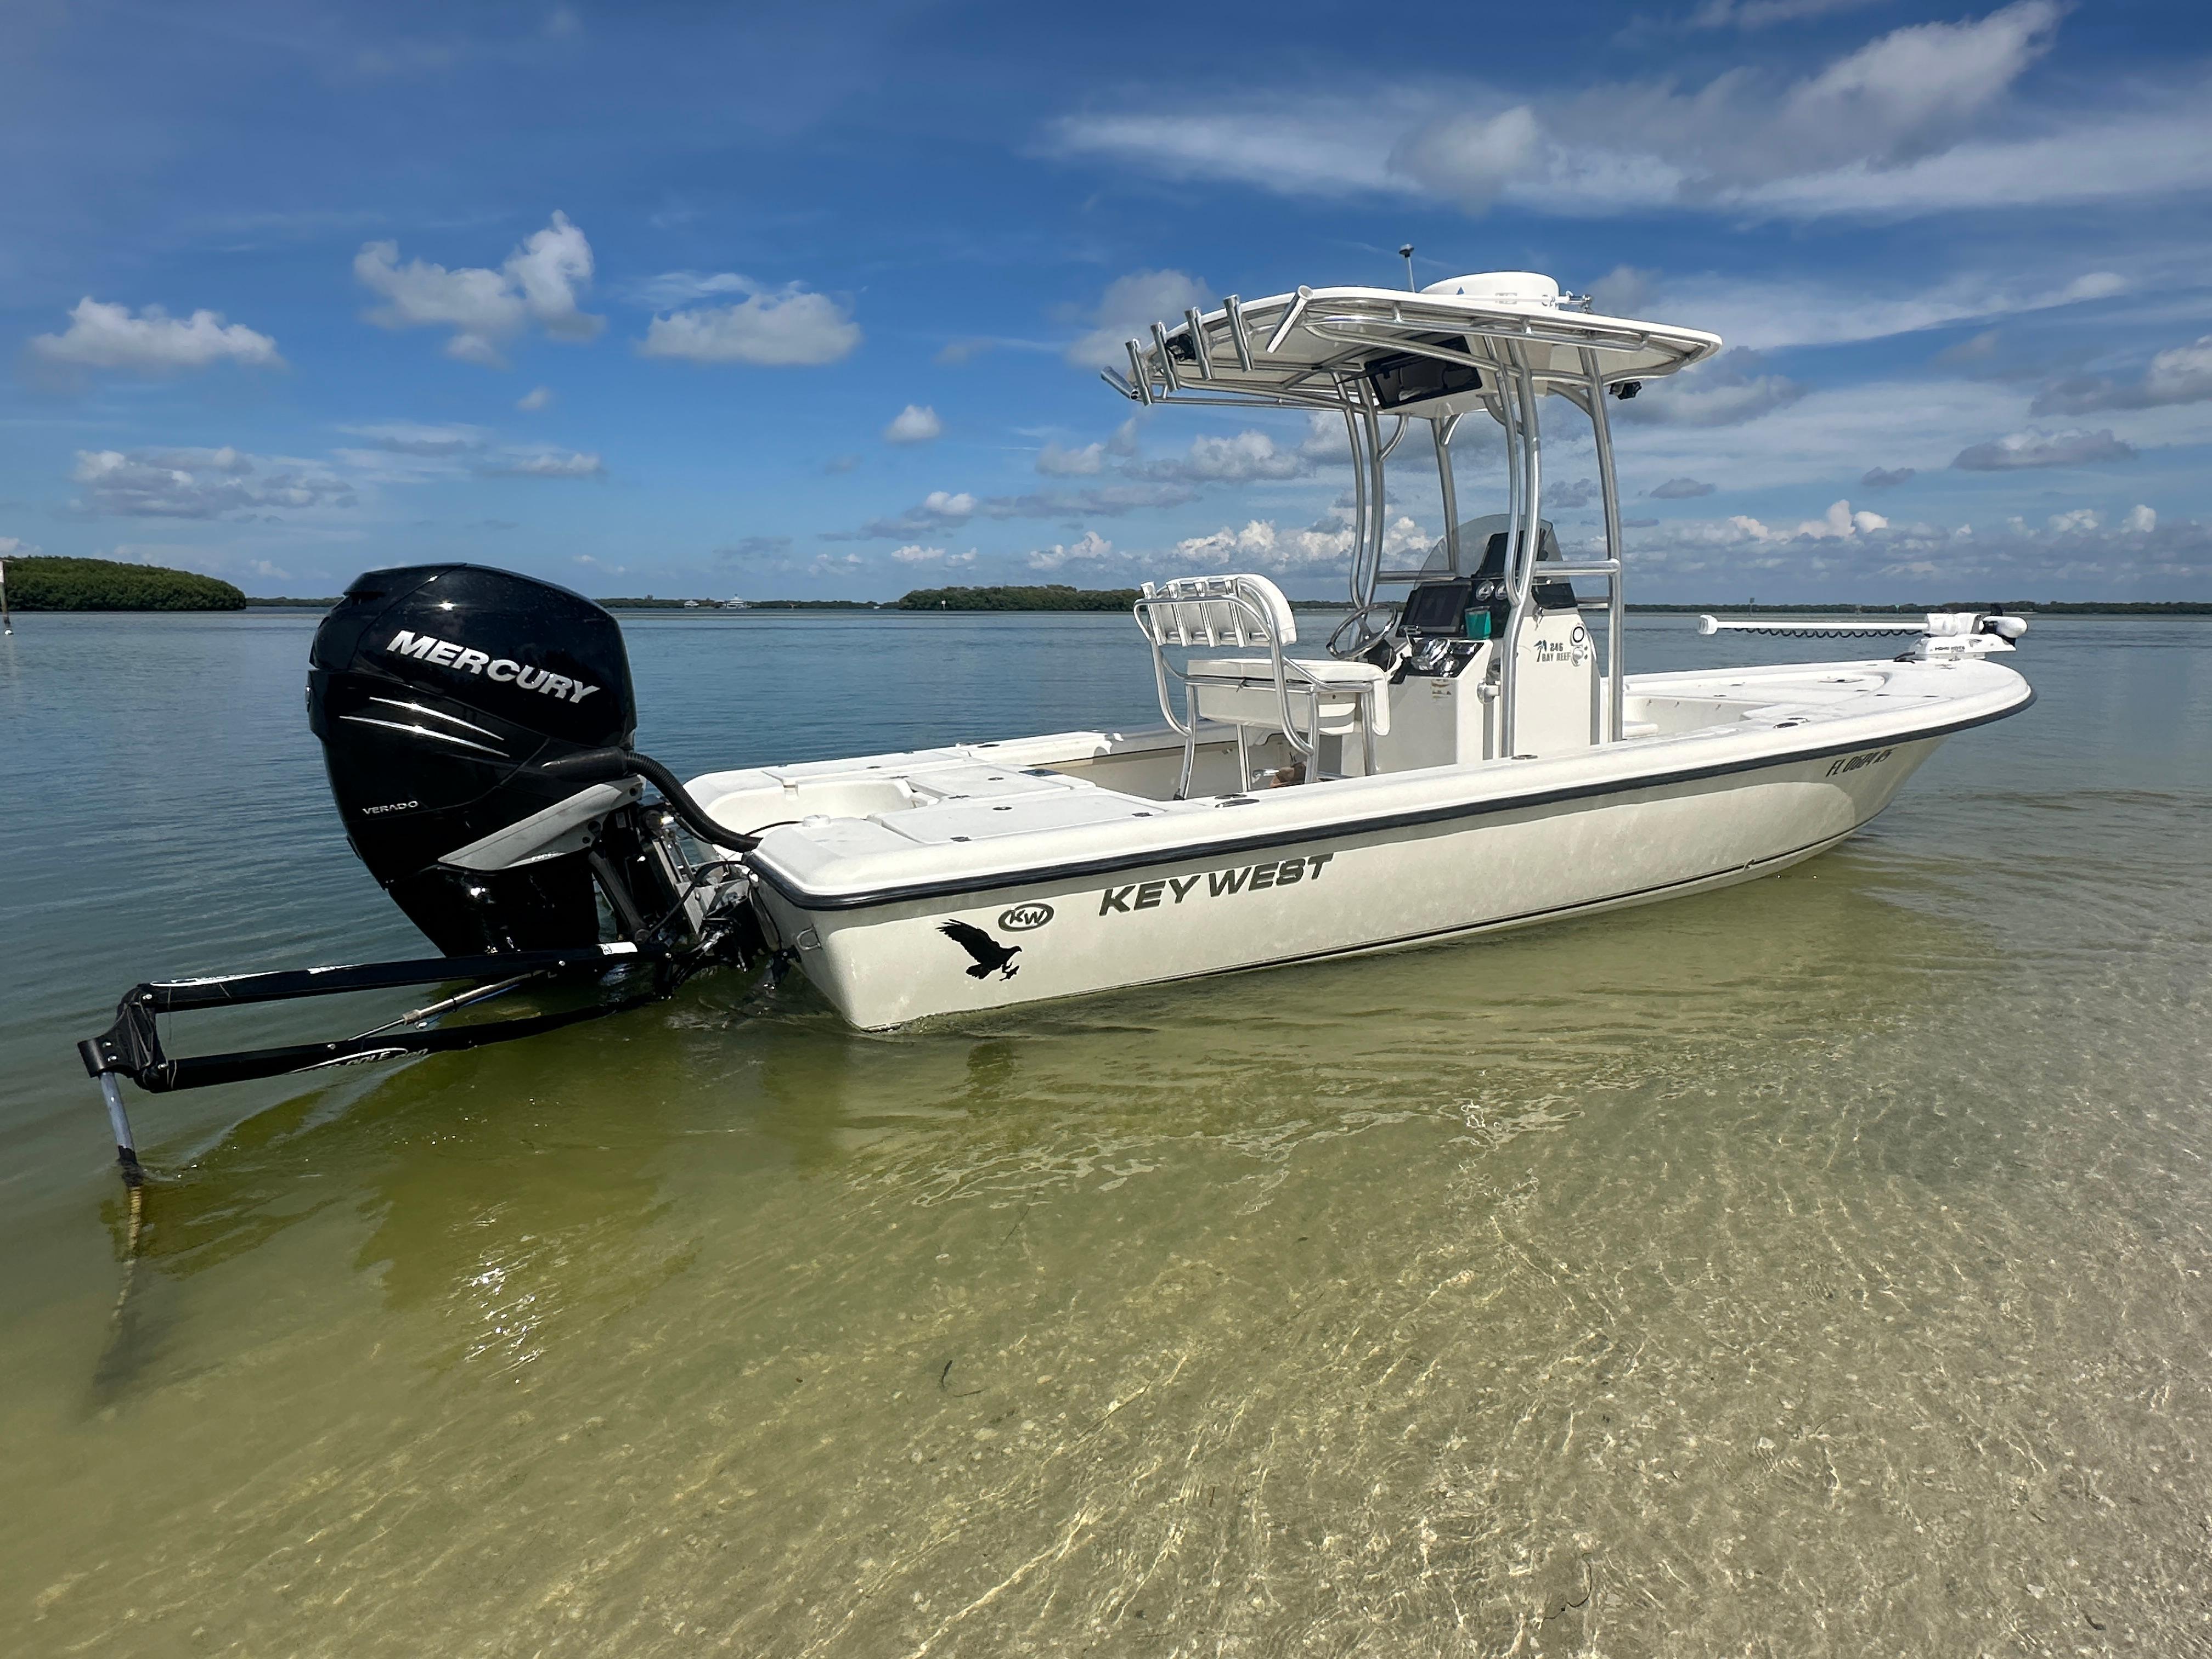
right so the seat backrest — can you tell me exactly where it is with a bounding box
[1137,573,1297,648]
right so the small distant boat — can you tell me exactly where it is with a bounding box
[78,270,2030,1181]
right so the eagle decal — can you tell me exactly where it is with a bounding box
[938,919,1021,980]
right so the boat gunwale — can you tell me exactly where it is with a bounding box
[740,678,2034,913]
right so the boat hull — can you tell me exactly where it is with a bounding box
[753,732,1943,1029]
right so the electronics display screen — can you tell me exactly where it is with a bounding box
[1365,351,1483,412]
[1402,580,1473,634]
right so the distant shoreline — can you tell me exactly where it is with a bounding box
[6,557,2200,618]
[5,555,244,611]
[229,597,2212,617]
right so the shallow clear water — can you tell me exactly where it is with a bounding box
[2,611,2209,1656]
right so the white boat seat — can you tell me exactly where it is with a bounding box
[1134,573,1384,794]
[1184,656,1392,737]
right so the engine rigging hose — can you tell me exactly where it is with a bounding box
[539,748,760,851]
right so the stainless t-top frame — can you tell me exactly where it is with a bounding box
[1100,284,1722,754]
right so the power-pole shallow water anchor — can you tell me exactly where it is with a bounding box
[96,1072,144,1187]
[75,945,678,1189]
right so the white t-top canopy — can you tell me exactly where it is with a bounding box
[1104,273,1723,414]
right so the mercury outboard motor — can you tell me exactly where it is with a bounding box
[309,563,664,954]
[78,563,767,1186]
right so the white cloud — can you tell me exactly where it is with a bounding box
[1589,265,1655,318]
[1807,500,1888,539]
[622,271,752,309]
[355,211,601,368]
[30,297,283,373]
[1686,0,1891,28]
[517,385,555,411]
[1647,269,2124,354]
[1724,105,2212,218]
[72,447,356,518]
[891,544,975,566]
[844,481,1199,541]
[2033,335,2212,416]
[1609,374,2022,492]
[1052,4,2212,223]
[1620,350,1807,426]
[1040,416,1148,474]
[1140,428,1322,483]
[1640,499,1889,549]
[1622,498,2212,594]
[1053,106,1410,200]
[1952,427,2136,470]
[341,421,489,456]
[1037,441,1105,476]
[1027,531,1116,572]
[1175,520,1280,562]
[1172,509,1429,573]
[883,404,943,444]
[637,278,860,366]
[1066,269,1212,368]
[476,449,605,478]
[1759,1,2057,171]
[1389,107,1542,211]
[1938,329,2003,366]
[1650,477,1717,499]
[0,535,42,556]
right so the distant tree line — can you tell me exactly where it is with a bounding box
[3,556,245,611]
[596,597,886,610]
[896,584,1142,612]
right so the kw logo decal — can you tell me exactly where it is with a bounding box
[1098,853,1334,915]
[998,903,1054,932]
[1825,747,1894,777]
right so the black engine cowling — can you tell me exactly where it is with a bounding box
[308,563,670,955]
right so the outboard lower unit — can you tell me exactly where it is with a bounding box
[78,565,769,1186]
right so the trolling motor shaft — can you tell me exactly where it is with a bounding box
[76,563,770,1186]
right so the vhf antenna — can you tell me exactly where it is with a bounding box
[1399,244,1416,291]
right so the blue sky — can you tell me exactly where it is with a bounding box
[3,0,2208,601]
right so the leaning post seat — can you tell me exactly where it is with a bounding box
[1134,573,1387,796]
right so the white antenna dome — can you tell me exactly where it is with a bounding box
[1420,271,1560,308]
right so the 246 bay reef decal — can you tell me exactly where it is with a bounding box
[1098,853,1336,915]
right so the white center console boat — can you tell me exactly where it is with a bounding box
[687,270,2032,1026]
[77,270,2031,1182]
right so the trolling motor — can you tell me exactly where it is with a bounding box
[78,565,770,1186]
[1697,609,2029,661]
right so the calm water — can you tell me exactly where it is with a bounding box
[2,610,2209,1656]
